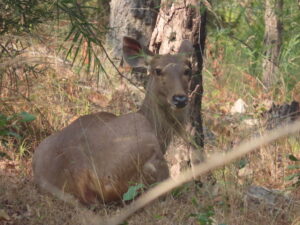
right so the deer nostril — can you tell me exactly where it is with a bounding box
[172,95,188,108]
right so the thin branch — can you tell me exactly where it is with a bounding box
[99,43,145,93]
[228,34,254,52]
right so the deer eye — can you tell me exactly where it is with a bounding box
[155,68,162,76]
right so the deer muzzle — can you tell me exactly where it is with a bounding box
[172,95,188,109]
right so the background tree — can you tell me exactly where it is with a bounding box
[107,0,160,60]
[262,0,283,89]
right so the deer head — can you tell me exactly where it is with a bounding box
[123,37,194,111]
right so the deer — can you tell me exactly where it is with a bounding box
[32,36,194,205]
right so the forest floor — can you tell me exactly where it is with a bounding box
[1,45,300,225]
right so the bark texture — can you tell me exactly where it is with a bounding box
[150,0,206,164]
[262,0,282,89]
[107,0,160,60]
[149,1,200,54]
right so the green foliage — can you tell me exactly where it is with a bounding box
[190,205,215,225]
[236,158,248,169]
[0,0,109,35]
[57,0,109,78]
[0,111,36,159]
[123,183,144,201]
[289,154,300,162]
[285,154,300,188]
[189,196,228,225]
[0,112,36,139]
[171,183,190,198]
[18,111,36,122]
[0,0,53,34]
[208,0,265,76]
[276,0,300,94]
[207,0,300,96]
[0,0,111,96]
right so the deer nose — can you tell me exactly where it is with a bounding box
[172,95,188,108]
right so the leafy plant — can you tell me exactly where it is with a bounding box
[190,205,215,225]
[171,183,190,198]
[0,0,111,97]
[123,183,144,201]
[0,0,53,34]
[0,112,36,140]
[56,0,113,82]
[285,154,300,187]
[0,111,36,159]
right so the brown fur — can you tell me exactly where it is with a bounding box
[33,37,193,204]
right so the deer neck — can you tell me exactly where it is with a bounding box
[139,83,188,153]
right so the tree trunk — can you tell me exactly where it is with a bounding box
[262,0,283,89]
[149,0,206,165]
[107,0,160,60]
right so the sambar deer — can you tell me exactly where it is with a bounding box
[33,37,194,204]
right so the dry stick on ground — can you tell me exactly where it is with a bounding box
[95,120,300,225]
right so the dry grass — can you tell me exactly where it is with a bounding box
[1,39,300,225]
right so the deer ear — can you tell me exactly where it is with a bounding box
[178,40,194,58]
[123,36,153,68]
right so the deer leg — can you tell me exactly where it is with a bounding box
[142,153,169,185]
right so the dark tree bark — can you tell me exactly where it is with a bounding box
[262,0,283,89]
[189,5,206,157]
[149,0,206,164]
[107,0,160,60]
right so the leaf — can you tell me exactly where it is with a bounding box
[171,186,184,198]
[123,184,144,201]
[0,130,9,136]
[284,173,300,181]
[6,131,22,139]
[0,130,21,139]
[153,214,163,220]
[191,197,199,207]
[288,154,299,161]
[71,35,83,66]
[18,112,36,122]
[237,158,247,169]
[0,114,8,127]
[287,165,300,170]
